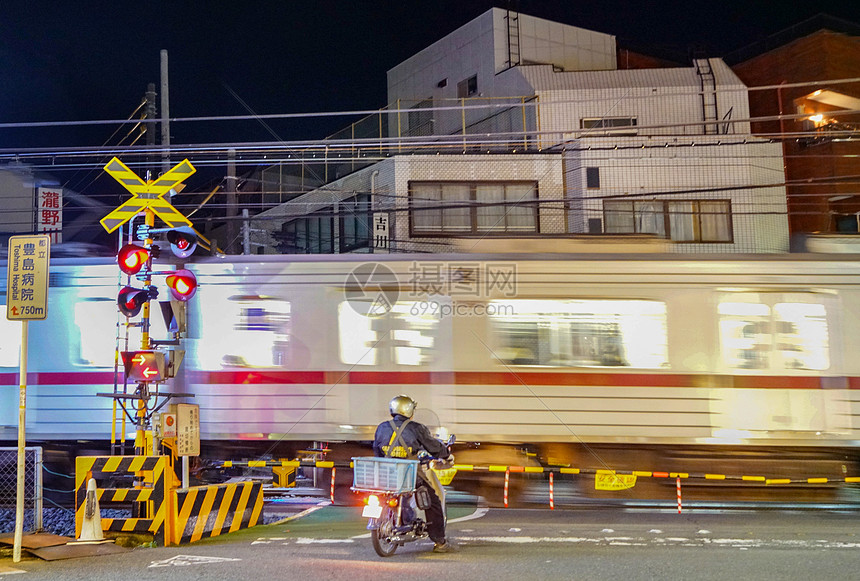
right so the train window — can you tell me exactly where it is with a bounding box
[200,295,291,368]
[774,303,829,370]
[74,299,143,367]
[489,299,668,368]
[0,307,22,367]
[338,301,438,366]
[719,297,829,371]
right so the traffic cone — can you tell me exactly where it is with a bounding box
[74,478,109,543]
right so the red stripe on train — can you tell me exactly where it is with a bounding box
[1,370,856,389]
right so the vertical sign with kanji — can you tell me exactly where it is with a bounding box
[175,403,200,457]
[6,235,50,320]
[36,188,62,244]
[373,212,389,252]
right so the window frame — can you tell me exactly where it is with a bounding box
[409,180,540,237]
[603,199,733,243]
[581,116,638,136]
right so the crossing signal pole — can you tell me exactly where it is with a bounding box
[98,158,200,458]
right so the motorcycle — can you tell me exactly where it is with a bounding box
[353,435,455,557]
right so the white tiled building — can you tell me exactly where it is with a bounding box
[255,8,789,254]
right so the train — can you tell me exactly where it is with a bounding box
[2,249,860,503]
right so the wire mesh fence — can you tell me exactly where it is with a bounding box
[0,447,43,532]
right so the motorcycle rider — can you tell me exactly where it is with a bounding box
[373,394,458,553]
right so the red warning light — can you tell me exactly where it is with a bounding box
[117,244,151,275]
[165,269,198,301]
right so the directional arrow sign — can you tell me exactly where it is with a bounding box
[121,350,167,382]
[100,157,196,233]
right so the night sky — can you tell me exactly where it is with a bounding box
[3,0,859,151]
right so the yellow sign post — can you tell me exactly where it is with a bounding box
[5,234,50,562]
[100,157,196,233]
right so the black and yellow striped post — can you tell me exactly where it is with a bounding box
[173,481,263,544]
[75,455,171,545]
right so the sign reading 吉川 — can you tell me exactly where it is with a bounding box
[6,235,50,320]
[594,472,637,491]
[372,212,389,252]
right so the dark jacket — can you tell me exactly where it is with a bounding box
[373,414,448,459]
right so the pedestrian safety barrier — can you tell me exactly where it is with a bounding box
[0,447,43,532]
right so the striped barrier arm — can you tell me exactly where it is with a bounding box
[220,459,860,485]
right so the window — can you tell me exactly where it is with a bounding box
[581,117,638,135]
[407,98,434,137]
[489,299,668,368]
[280,210,334,253]
[199,295,291,369]
[340,194,371,252]
[457,75,478,98]
[0,308,21,367]
[586,167,600,189]
[410,181,538,236]
[604,200,732,242]
[338,301,438,366]
[718,294,829,371]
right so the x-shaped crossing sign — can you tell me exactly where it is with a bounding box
[100,157,196,233]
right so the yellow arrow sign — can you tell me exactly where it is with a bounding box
[100,157,196,233]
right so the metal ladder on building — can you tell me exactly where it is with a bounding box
[694,58,718,134]
[505,9,521,69]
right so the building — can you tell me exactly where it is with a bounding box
[728,15,860,235]
[253,8,789,254]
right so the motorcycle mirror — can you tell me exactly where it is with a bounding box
[446,435,456,446]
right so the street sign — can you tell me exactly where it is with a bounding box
[100,157,196,233]
[6,235,50,320]
[175,403,200,457]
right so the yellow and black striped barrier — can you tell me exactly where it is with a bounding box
[75,455,170,545]
[220,459,860,486]
[76,456,266,546]
[173,481,263,544]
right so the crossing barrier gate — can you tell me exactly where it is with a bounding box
[75,455,264,546]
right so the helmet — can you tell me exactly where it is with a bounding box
[389,395,417,418]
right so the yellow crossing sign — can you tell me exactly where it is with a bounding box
[100,157,196,233]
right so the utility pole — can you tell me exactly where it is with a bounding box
[160,50,170,174]
[226,149,238,254]
[145,83,157,174]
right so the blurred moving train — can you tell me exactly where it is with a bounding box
[2,250,860,501]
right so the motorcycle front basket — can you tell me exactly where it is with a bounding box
[352,457,418,493]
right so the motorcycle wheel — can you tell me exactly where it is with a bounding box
[371,507,399,557]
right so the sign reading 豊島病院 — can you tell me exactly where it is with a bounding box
[6,235,50,320]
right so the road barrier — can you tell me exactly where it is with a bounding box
[173,481,263,544]
[75,455,263,546]
[75,456,170,544]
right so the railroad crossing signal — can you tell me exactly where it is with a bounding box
[121,350,168,382]
[100,157,196,233]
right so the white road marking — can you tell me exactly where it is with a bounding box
[450,536,860,549]
[294,538,355,544]
[149,555,241,568]
[0,565,26,576]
